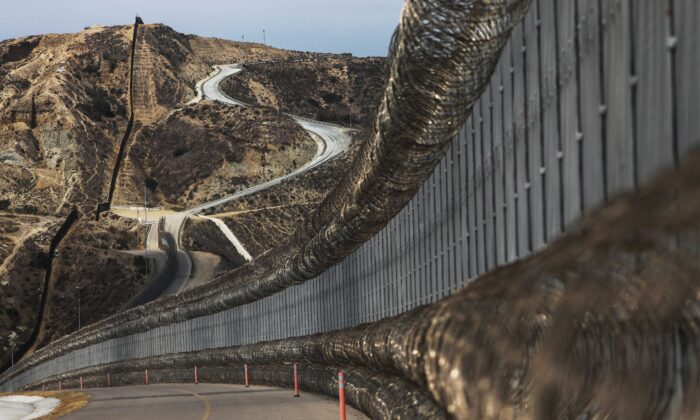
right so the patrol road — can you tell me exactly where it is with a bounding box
[63,383,367,420]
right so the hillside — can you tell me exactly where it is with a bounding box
[120,101,316,209]
[0,214,59,368]
[219,57,387,127]
[0,26,133,215]
[0,21,387,366]
[0,24,313,215]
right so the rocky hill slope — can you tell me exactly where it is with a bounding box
[0,21,387,367]
[220,57,387,128]
[121,102,316,209]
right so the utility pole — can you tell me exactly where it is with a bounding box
[7,333,17,366]
[263,29,266,44]
[76,286,81,330]
[144,182,148,260]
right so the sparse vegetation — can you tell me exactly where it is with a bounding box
[220,57,388,128]
[0,22,385,358]
[77,86,115,121]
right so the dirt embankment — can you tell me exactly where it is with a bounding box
[124,102,316,209]
[0,26,134,215]
[0,214,59,368]
[181,217,248,266]
[35,216,148,348]
[204,130,365,258]
[0,23,319,354]
[0,23,312,215]
[0,22,385,353]
[219,56,388,127]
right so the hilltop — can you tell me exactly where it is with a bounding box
[0,22,387,368]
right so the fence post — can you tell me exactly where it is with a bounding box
[339,372,346,420]
[145,369,149,385]
[293,363,299,398]
[244,364,249,388]
[194,366,199,385]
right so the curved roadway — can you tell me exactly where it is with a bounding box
[64,383,366,420]
[118,62,352,296]
[186,64,352,214]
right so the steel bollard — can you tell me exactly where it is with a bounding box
[293,363,300,398]
[339,372,346,420]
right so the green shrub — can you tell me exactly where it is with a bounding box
[77,86,115,121]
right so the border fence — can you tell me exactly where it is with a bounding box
[2,0,699,393]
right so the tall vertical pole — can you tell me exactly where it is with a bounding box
[144,182,147,223]
[338,372,346,420]
[293,363,299,397]
[76,286,81,330]
[144,182,148,260]
[263,29,266,44]
[244,364,249,387]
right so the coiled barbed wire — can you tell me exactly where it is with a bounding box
[10,148,700,418]
[1,0,531,384]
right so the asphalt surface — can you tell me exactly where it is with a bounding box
[189,63,352,215]
[159,249,193,296]
[63,383,367,420]
[113,62,351,295]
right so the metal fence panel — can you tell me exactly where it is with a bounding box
[578,0,606,209]
[674,0,700,155]
[512,23,531,257]
[634,0,674,182]
[541,0,562,240]
[603,0,636,196]
[502,39,518,263]
[525,4,546,250]
[559,0,582,227]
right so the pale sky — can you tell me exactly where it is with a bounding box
[0,0,404,57]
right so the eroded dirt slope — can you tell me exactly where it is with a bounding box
[122,102,316,209]
[0,21,388,358]
[219,56,387,127]
[35,217,148,348]
[0,26,133,214]
[203,130,365,257]
[0,214,59,368]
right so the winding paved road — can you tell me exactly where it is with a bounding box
[117,62,352,296]
[186,64,352,214]
[63,383,366,420]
